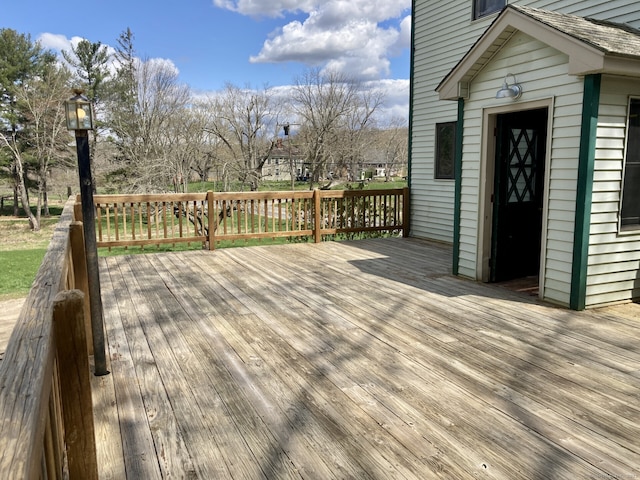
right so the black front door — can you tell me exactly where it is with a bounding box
[491,108,548,282]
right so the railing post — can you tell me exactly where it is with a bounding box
[402,186,410,238]
[313,188,322,243]
[74,195,82,222]
[53,290,99,480]
[207,190,215,251]
[70,221,93,355]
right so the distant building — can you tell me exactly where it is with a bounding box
[262,139,308,181]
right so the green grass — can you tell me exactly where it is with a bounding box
[187,178,407,193]
[0,249,48,299]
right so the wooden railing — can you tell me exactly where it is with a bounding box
[91,187,410,250]
[0,197,98,479]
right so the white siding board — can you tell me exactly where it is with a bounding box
[546,267,572,284]
[543,282,571,305]
[589,259,640,275]
[589,250,640,265]
[586,289,640,307]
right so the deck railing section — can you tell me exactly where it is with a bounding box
[0,197,98,479]
[92,187,409,250]
[93,193,209,250]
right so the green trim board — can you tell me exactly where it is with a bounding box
[407,0,416,194]
[452,98,464,275]
[571,74,601,310]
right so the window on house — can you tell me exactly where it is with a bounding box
[620,98,640,230]
[435,122,457,180]
[473,0,506,20]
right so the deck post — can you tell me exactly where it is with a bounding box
[207,190,215,251]
[70,221,93,354]
[53,290,99,480]
[313,188,322,243]
[74,196,82,222]
[402,186,410,238]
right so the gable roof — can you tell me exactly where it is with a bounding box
[437,5,640,100]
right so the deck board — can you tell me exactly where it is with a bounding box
[94,237,640,479]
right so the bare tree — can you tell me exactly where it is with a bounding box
[292,69,382,189]
[162,103,212,192]
[334,87,384,182]
[106,44,191,192]
[16,61,72,221]
[203,83,279,191]
[378,118,408,181]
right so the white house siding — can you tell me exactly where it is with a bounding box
[455,31,585,308]
[586,76,640,307]
[410,0,496,242]
[412,0,640,244]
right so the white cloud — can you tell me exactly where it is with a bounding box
[398,15,412,50]
[212,0,317,18]
[262,78,408,125]
[145,57,180,76]
[36,33,177,80]
[216,0,411,81]
[365,78,410,124]
[38,33,73,52]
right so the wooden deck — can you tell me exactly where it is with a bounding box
[91,237,640,479]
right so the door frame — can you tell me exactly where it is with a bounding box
[477,98,554,297]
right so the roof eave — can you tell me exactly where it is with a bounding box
[436,7,619,101]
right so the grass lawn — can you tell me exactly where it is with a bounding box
[0,208,61,301]
[0,249,48,299]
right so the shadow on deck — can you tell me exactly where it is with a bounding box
[92,237,640,479]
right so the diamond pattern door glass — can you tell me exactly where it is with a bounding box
[507,128,537,204]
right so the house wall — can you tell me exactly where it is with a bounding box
[586,76,640,307]
[411,0,640,244]
[411,1,494,242]
[458,31,584,307]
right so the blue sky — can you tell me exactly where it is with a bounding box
[4,0,411,121]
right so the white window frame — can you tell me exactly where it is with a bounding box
[473,0,506,20]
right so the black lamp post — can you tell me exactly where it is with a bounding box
[280,123,300,189]
[65,89,109,376]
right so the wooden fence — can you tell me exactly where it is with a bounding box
[0,197,98,479]
[91,187,410,250]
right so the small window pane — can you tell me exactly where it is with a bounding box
[621,98,640,229]
[473,0,506,20]
[435,122,456,180]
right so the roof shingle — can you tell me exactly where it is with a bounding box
[512,5,640,59]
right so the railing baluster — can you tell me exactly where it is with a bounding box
[96,203,103,243]
[114,203,120,244]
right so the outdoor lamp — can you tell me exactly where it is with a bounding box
[65,89,94,130]
[65,88,108,376]
[496,73,522,100]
